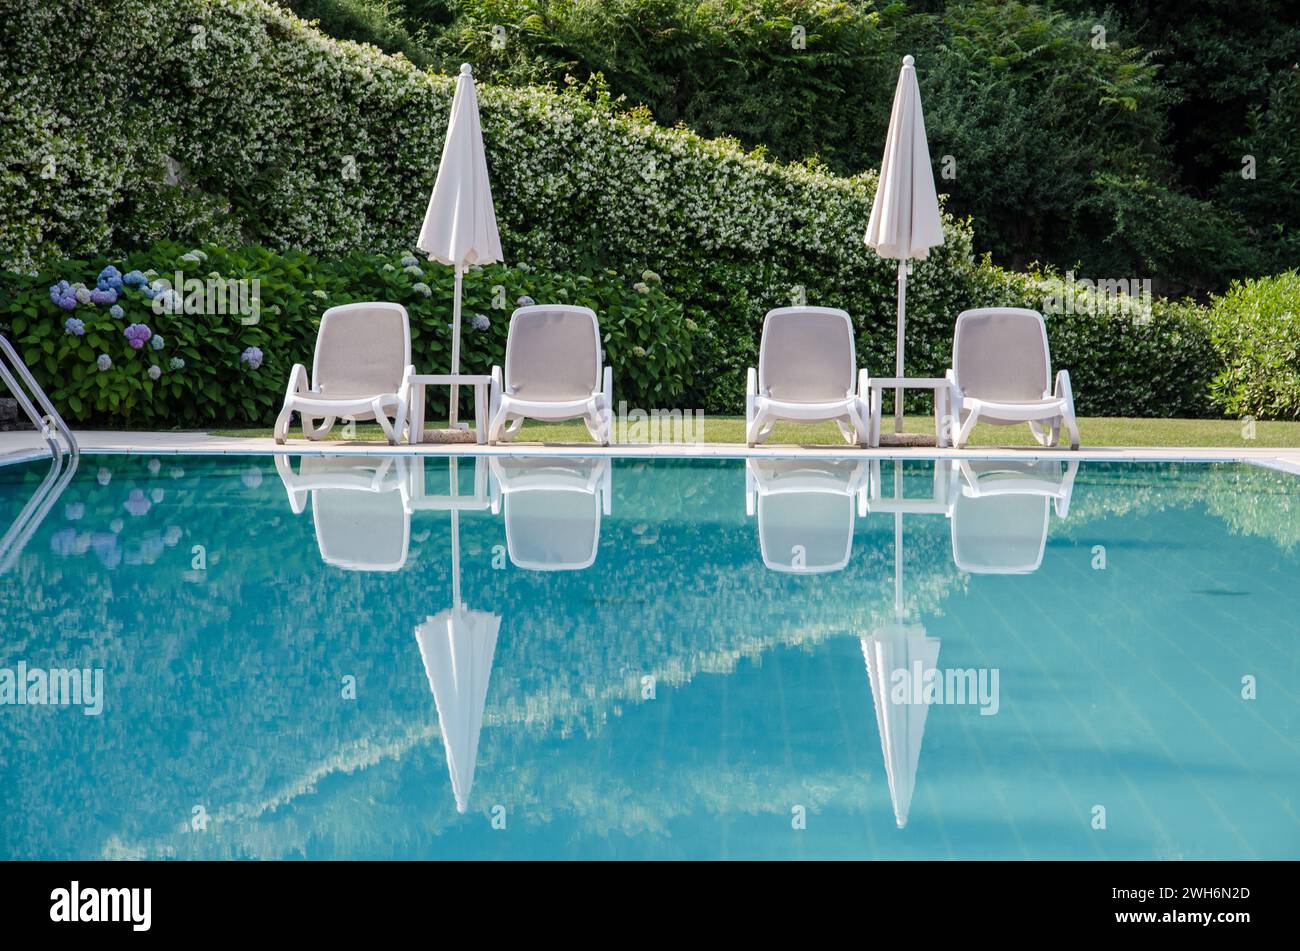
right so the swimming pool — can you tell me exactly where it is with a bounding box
[1,453,1297,860]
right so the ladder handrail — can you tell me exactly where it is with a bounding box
[0,333,79,576]
[0,333,78,457]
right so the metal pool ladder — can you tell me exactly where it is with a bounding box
[0,333,80,574]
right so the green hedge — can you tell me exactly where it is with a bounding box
[0,242,689,426]
[0,0,1232,419]
[1205,271,1300,421]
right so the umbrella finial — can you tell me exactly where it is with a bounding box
[460,63,473,76]
[903,54,915,68]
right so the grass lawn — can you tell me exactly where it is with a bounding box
[212,416,1300,448]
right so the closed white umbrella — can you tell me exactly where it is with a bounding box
[417,63,503,428]
[416,607,500,814]
[414,457,501,814]
[862,623,941,829]
[864,55,944,435]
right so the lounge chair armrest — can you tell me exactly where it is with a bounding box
[857,367,870,398]
[285,363,311,400]
[1054,368,1074,404]
[746,366,758,395]
[399,364,416,398]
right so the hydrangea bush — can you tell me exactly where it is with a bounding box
[0,0,1224,417]
[0,241,689,426]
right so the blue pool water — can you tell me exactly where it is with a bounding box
[0,453,1297,860]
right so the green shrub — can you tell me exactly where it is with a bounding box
[280,0,438,65]
[1205,271,1300,420]
[0,0,1233,419]
[964,264,1220,419]
[0,242,689,426]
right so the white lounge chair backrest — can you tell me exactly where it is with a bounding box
[951,491,1048,574]
[759,307,855,402]
[505,490,600,570]
[748,458,865,573]
[491,457,607,570]
[314,487,410,572]
[313,302,411,399]
[504,305,601,401]
[759,492,854,573]
[952,308,1050,403]
[275,455,411,571]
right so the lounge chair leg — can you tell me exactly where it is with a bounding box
[304,416,335,441]
[373,399,399,446]
[1063,410,1081,450]
[1029,420,1054,447]
[955,408,980,449]
[835,418,855,445]
[274,406,293,445]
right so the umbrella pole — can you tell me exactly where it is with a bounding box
[894,464,904,622]
[450,264,463,428]
[450,458,462,611]
[895,260,906,433]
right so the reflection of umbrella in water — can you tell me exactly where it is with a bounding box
[413,458,500,813]
[415,607,500,814]
[862,460,943,828]
[862,622,940,829]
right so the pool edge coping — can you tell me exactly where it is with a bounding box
[3,430,1300,471]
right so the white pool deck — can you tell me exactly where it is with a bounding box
[2,429,1299,474]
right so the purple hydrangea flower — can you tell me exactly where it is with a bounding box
[471,313,490,331]
[240,346,263,370]
[123,489,151,517]
[64,317,85,336]
[124,323,152,349]
[50,280,77,310]
[96,354,112,371]
[90,287,117,306]
[91,532,121,569]
[516,295,535,307]
[74,286,92,305]
[97,265,123,289]
[50,528,79,557]
[123,269,147,288]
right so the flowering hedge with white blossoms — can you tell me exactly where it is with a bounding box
[0,0,1219,416]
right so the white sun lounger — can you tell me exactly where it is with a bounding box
[945,307,1080,449]
[487,305,613,445]
[274,302,414,445]
[949,459,1078,574]
[745,458,869,572]
[746,306,869,446]
[274,455,412,571]
[488,456,611,570]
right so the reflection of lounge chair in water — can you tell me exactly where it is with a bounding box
[950,460,1078,574]
[275,455,412,571]
[746,459,869,573]
[489,457,611,570]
